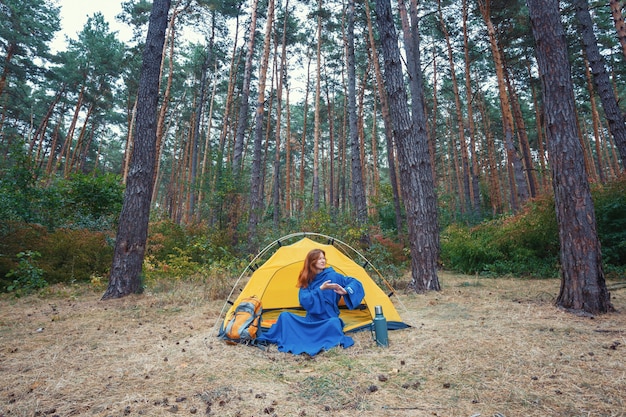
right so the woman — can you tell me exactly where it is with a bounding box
[258,248,365,355]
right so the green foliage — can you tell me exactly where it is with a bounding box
[593,179,626,270]
[39,228,114,284]
[56,173,124,229]
[365,233,410,287]
[5,251,47,295]
[143,220,243,293]
[440,195,560,278]
[370,183,402,233]
[0,149,43,225]
[441,179,626,278]
[0,158,123,230]
[0,224,114,291]
[440,224,504,275]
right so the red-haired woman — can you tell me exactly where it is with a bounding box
[258,248,365,355]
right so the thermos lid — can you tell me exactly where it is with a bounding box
[375,305,383,315]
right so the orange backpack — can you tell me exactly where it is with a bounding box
[223,296,262,342]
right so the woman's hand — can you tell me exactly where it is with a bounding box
[320,280,347,295]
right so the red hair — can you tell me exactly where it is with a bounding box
[297,249,325,288]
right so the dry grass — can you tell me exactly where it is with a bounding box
[0,272,624,417]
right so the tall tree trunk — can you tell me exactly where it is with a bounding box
[44,106,66,177]
[58,84,84,176]
[324,67,337,209]
[123,98,138,184]
[527,0,613,314]
[448,116,463,217]
[103,0,171,300]
[188,47,212,221]
[339,92,348,210]
[233,0,259,176]
[375,0,440,292]
[79,123,96,173]
[477,87,504,215]
[272,1,289,227]
[299,51,312,214]
[216,17,241,170]
[609,0,626,58]
[364,0,402,233]
[152,10,178,203]
[346,0,368,226]
[357,62,370,201]
[478,0,530,210]
[462,0,481,214]
[312,0,323,211]
[584,54,606,183]
[69,102,94,175]
[527,61,550,192]
[504,62,538,197]
[573,0,626,168]
[285,87,292,217]
[397,0,419,122]
[369,88,381,204]
[30,84,65,159]
[248,0,275,247]
[438,0,471,215]
[195,25,217,223]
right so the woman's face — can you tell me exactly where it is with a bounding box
[313,253,326,271]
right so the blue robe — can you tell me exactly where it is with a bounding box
[257,267,365,355]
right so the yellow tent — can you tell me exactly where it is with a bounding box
[219,234,409,334]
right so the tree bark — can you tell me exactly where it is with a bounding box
[102,0,172,300]
[609,0,626,58]
[527,61,550,192]
[573,0,626,168]
[195,20,218,223]
[527,0,613,314]
[364,0,402,233]
[503,62,538,198]
[583,54,606,183]
[233,0,260,176]
[313,0,323,211]
[272,1,289,227]
[477,86,504,215]
[298,51,312,214]
[59,84,84,177]
[324,67,337,209]
[478,0,530,210]
[152,10,178,204]
[462,0,481,214]
[188,48,212,221]
[248,0,275,246]
[438,0,471,214]
[346,0,368,225]
[375,0,440,292]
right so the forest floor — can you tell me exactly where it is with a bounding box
[0,271,625,417]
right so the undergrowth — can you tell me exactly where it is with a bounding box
[2,172,624,294]
[440,177,626,278]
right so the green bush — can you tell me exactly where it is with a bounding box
[593,178,626,268]
[5,251,47,295]
[146,219,190,261]
[440,223,506,275]
[39,228,114,284]
[440,178,626,278]
[0,159,123,231]
[57,173,124,229]
[0,224,114,291]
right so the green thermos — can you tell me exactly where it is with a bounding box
[372,305,389,347]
